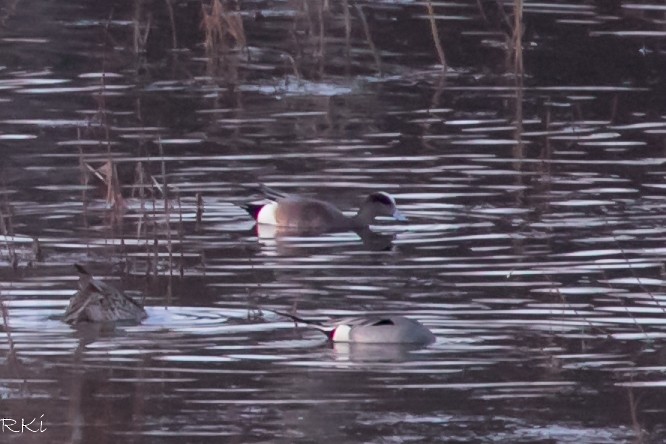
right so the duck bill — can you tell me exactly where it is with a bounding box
[392,209,407,222]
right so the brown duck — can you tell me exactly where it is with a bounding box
[63,264,147,324]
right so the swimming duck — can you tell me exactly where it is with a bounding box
[242,184,407,232]
[273,310,436,345]
[63,264,147,324]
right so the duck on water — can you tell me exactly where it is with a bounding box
[242,184,407,233]
[272,310,436,345]
[63,264,147,324]
[63,267,435,347]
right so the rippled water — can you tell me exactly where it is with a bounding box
[1,1,666,442]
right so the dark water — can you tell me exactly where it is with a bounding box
[1,0,666,442]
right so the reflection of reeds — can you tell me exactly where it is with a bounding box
[533,273,610,336]
[479,0,523,76]
[0,171,17,269]
[196,192,204,229]
[343,0,351,74]
[163,0,178,49]
[158,140,173,285]
[316,0,326,77]
[133,0,152,55]
[0,289,23,378]
[628,388,645,443]
[32,238,42,262]
[426,0,446,71]
[0,0,19,26]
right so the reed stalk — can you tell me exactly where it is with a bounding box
[343,0,351,74]
[195,192,204,229]
[426,0,446,71]
[512,0,523,75]
[133,0,151,55]
[0,288,23,378]
[164,0,178,50]
[354,3,382,76]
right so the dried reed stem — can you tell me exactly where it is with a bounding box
[0,290,22,377]
[196,192,204,229]
[0,170,17,269]
[317,0,325,77]
[133,0,151,54]
[340,0,350,75]
[512,0,523,75]
[158,140,173,282]
[426,0,446,71]
[354,3,382,76]
[164,0,178,50]
[201,0,246,54]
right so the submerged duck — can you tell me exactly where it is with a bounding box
[242,184,407,232]
[63,264,147,324]
[273,311,436,345]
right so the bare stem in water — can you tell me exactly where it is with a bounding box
[512,0,523,75]
[163,0,178,50]
[354,3,382,76]
[196,192,204,230]
[133,0,151,55]
[426,0,446,71]
[343,0,351,75]
[158,139,173,284]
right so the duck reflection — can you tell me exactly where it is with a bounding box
[330,342,430,363]
[254,223,395,254]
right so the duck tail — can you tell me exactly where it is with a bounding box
[257,184,288,200]
[269,310,324,327]
[270,310,336,339]
[240,202,265,221]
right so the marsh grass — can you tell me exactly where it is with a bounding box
[201,0,246,61]
[200,0,247,79]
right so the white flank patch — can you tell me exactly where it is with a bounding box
[257,202,279,225]
[331,324,352,342]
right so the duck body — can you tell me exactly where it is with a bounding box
[242,185,406,232]
[63,264,147,324]
[274,311,436,345]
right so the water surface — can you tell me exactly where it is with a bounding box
[1,1,666,443]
